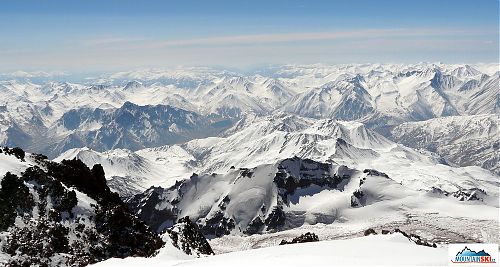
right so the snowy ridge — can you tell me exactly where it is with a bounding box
[179,114,394,174]
[54,146,195,197]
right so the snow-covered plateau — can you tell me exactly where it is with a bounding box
[0,63,498,266]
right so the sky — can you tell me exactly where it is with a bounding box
[0,0,498,72]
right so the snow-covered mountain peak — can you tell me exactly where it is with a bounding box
[303,119,392,149]
[123,80,143,90]
[54,146,93,159]
[450,64,482,78]
[415,65,441,80]
[240,113,314,134]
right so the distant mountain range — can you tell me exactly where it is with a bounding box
[0,64,498,160]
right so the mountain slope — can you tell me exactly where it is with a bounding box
[27,101,233,158]
[55,146,195,197]
[390,114,500,174]
[127,157,358,235]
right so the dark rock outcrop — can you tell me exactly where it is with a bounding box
[363,169,389,178]
[429,186,486,202]
[166,217,214,257]
[1,146,25,161]
[364,228,377,236]
[279,232,319,245]
[394,229,437,248]
[127,186,178,232]
[0,149,163,266]
[350,189,365,207]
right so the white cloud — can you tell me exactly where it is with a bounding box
[150,28,479,47]
[81,37,146,47]
[80,27,494,49]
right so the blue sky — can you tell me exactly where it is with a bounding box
[0,0,498,71]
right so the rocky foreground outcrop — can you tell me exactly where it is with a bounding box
[165,217,214,257]
[0,147,163,266]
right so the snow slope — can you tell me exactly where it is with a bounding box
[92,233,447,266]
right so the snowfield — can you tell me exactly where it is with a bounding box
[93,233,447,266]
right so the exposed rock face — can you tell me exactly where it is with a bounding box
[0,146,25,161]
[126,157,355,237]
[279,232,319,245]
[362,169,389,178]
[364,228,377,236]
[199,210,236,237]
[429,186,487,202]
[452,188,487,201]
[274,157,351,197]
[166,217,214,257]
[0,148,163,266]
[350,189,365,207]
[127,186,178,232]
[394,229,437,248]
[351,169,392,208]
[366,228,437,248]
[265,157,352,232]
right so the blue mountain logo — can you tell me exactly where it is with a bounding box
[452,246,496,264]
[456,247,491,257]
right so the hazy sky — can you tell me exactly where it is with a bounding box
[1,0,498,71]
